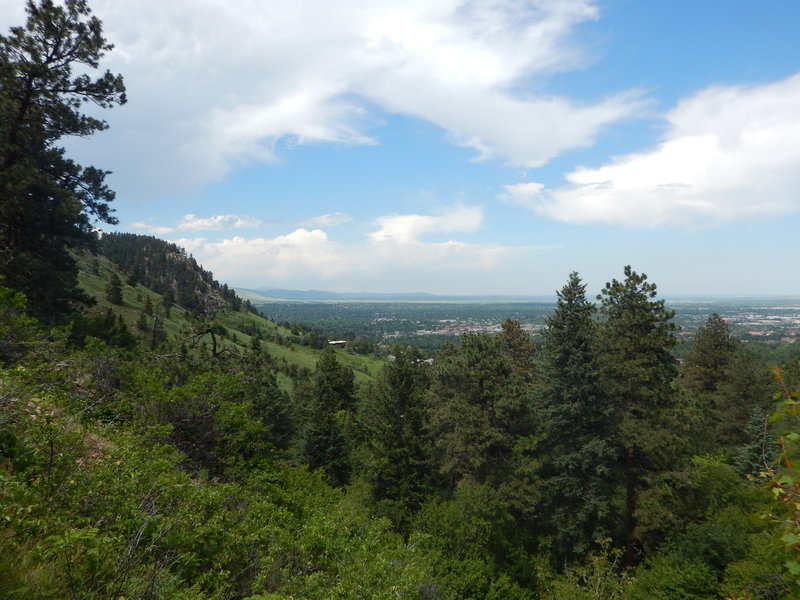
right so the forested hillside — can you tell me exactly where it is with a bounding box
[2,2,800,599]
[4,242,800,598]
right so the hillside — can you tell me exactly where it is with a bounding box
[76,234,383,387]
[1,236,798,599]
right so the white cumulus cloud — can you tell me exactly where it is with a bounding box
[173,205,514,292]
[370,205,483,242]
[505,72,800,227]
[130,222,175,235]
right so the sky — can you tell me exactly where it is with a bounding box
[3,0,800,297]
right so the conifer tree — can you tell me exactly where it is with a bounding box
[681,313,739,394]
[361,345,432,528]
[295,350,354,486]
[428,334,537,495]
[716,348,776,445]
[734,407,777,477]
[598,266,678,564]
[0,0,125,319]
[499,318,537,381]
[104,272,123,305]
[538,272,617,563]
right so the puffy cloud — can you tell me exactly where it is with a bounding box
[370,205,483,242]
[177,229,345,281]
[296,213,353,228]
[0,0,641,197]
[175,214,262,231]
[174,205,513,291]
[505,72,800,227]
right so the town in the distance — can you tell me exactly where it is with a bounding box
[240,288,800,355]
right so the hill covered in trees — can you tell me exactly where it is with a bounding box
[3,241,800,597]
[2,2,800,599]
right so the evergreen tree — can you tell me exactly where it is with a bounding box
[249,373,293,451]
[0,0,125,320]
[538,272,617,564]
[104,272,123,305]
[499,318,537,381]
[597,266,679,564]
[716,348,776,446]
[734,407,777,477]
[295,350,354,486]
[361,345,432,529]
[682,313,739,395]
[428,334,537,495]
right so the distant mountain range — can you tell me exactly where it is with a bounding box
[236,288,800,304]
[236,288,555,302]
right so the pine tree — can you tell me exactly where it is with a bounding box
[0,0,125,320]
[716,348,776,446]
[428,334,536,493]
[734,407,777,477]
[597,266,679,564]
[295,350,354,486]
[361,345,432,529]
[499,318,537,381]
[682,313,739,394]
[104,272,123,305]
[538,272,617,563]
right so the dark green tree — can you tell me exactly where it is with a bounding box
[681,313,739,395]
[104,272,123,305]
[499,318,537,381]
[361,345,432,529]
[249,373,293,451]
[716,348,776,446]
[0,0,125,320]
[295,350,354,486]
[0,286,38,365]
[311,349,356,413]
[427,334,538,507]
[597,266,679,564]
[538,272,617,564]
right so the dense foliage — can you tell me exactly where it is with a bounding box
[2,254,796,598]
[1,2,798,598]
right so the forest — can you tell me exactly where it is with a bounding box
[2,2,800,599]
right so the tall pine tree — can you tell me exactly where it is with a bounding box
[427,333,539,522]
[361,345,432,529]
[295,350,355,486]
[538,272,617,564]
[598,266,678,564]
[0,0,125,319]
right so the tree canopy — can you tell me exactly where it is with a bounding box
[0,0,125,319]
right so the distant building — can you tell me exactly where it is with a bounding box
[328,340,347,348]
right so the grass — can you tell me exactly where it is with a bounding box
[76,252,383,387]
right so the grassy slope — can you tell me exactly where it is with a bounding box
[76,252,383,386]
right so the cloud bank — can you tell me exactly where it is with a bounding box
[11,0,642,197]
[132,213,262,234]
[505,72,800,227]
[175,204,515,293]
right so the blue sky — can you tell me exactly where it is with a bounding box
[4,0,800,297]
